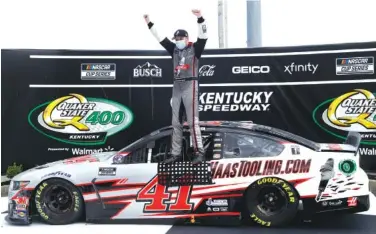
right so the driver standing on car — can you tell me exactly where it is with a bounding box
[144,9,208,164]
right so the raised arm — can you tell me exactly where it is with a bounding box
[192,9,208,59]
[144,14,175,57]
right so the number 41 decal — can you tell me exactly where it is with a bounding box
[136,175,194,212]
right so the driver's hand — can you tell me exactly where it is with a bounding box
[143,14,150,24]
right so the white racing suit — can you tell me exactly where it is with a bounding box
[147,16,208,163]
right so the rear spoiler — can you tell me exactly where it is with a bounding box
[320,132,361,155]
[344,131,361,155]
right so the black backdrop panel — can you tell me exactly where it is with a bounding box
[2,42,376,173]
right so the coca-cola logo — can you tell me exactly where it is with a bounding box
[199,65,216,77]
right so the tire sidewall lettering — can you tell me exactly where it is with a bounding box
[247,177,299,227]
[35,182,49,220]
[256,177,296,203]
[73,191,80,212]
[250,213,271,226]
[257,177,279,185]
[34,180,83,223]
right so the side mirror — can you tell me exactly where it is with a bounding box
[233,148,240,156]
[147,141,155,149]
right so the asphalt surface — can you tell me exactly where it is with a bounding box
[166,212,376,234]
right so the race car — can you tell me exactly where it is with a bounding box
[5,121,370,227]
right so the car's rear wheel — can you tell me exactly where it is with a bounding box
[34,178,84,225]
[245,177,299,227]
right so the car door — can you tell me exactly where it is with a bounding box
[98,131,173,219]
[108,129,204,218]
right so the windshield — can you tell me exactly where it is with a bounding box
[254,124,321,151]
[105,137,145,160]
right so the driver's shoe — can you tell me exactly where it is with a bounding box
[192,152,204,165]
[163,154,181,164]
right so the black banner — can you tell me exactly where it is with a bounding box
[2,42,376,173]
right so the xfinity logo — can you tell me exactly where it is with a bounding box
[232,66,270,74]
[284,62,318,75]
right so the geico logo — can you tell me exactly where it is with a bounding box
[232,66,270,74]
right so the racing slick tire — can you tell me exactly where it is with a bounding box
[245,177,299,227]
[34,178,84,225]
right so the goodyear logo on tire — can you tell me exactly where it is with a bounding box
[312,89,376,145]
[28,93,134,145]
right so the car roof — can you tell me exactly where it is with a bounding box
[151,120,321,151]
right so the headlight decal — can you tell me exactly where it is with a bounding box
[12,181,30,191]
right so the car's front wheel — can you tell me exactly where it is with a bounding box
[245,177,299,227]
[34,178,84,225]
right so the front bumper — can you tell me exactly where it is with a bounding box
[5,214,31,225]
[302,194,370,214]
[5,190,33,225]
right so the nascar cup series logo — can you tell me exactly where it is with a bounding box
[313,89,376,145]
[28,94,133,145]
[81,63,116,80]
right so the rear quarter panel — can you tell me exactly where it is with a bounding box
[209,144,317,194]
[209,143,369,202]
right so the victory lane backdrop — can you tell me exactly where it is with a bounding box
[2,41,376,173]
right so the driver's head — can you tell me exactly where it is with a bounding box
[173,29,189,50]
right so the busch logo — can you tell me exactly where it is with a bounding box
[199,65,215,77]
[133,62,162,78]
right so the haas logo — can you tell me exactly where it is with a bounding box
[199,65,215,77]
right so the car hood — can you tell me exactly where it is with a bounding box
[12,151,117,181]
[38,151,116,167]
